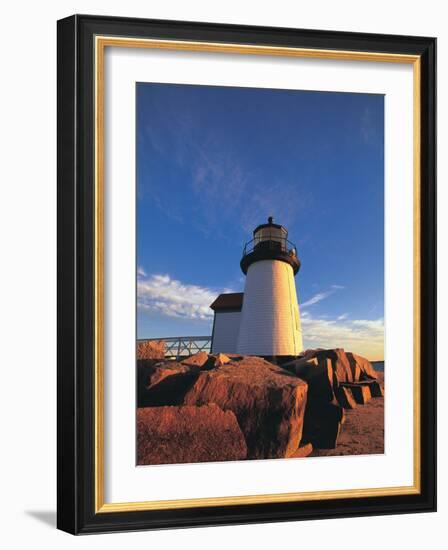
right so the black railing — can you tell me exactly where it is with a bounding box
[242,237,298,259]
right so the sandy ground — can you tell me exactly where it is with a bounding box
[310,371,385,457]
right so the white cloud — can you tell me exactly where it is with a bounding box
[337,313,348,321]
[137,272,230,321]
[137,266,147,277]
[301,312,384,360]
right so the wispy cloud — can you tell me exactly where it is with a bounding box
[139,94,311,238]
[300,285,345,309]
[301,291,333,308]
[137,270,231,321]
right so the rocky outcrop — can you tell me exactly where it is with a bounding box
[368,380,384,397]
[181,351,210,368]
[137,404,247,465]
[347,352,378,380]
[136,348,383,463]
[137,339,165,360]
[181,352,232,369]
[335,386,357,409]
[137,360,200,407]
[282,355,344,448]
[282,350,382,447]
[283,357,334,402]
[183,356,308,459]
[300,348,377,383]
[209,353,232,367]
[301,401,345,449]
[341,383,371,404]
[290,442,313,458]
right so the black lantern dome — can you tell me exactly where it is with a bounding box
[240,217,300,275]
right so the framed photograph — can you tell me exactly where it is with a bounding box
[57,14,436,534]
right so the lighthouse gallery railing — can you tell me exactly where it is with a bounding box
[241,237,298,258]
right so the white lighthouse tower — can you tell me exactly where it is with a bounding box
[236,217,303,357]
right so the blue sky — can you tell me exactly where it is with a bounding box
[136,83,384,359]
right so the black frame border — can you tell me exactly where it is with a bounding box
[57,14,436,534]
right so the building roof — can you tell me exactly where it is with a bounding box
[210,292,244,312]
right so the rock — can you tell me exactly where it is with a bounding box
[301,348,378,385]
[137,360,200,407]
[283,356,319,372]
[210,353,232,367]
[291,443,313,458]
[347,352,378,380]
[335,386,357,409]
[341,383,372,404]
[353,379,384,397]
[369,380,384,397]
[284,354,345,449]
[284,357,334,403]
[303,348,353,384]
[137,404,247,465]
[181,351,210,368]
[183,356,308,459]
[301,401,344,449]
[137,339,165,360]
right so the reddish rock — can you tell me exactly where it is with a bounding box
[137,339,165,360]
[347,352,378,380]
[284,354,345,449]
[301,348,378,384]
[283,356,319,373]
[353,379,384,397]
[210,353,232,367]
[183,356,308,459]
[181,351,209,368]
[137,404,247,465]
[335,386,357,409]
[302,401,344,449]
[284,357,334,403]
[303,348,353,384]
[369,380,384,397]
[137,360,200,407]
[291,443,313,458]
[341,383,372,404]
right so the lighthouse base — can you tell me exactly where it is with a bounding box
[236,259,303,356]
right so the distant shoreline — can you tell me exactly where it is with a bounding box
[371,360,384,372]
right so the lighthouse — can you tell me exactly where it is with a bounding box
[236,217,303,356]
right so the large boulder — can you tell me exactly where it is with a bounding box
[335,386,357,409]
[301,348,354,383]
[301,348,378,384]
[183,356,308,459]
[283,355,345,448]
[137,360,200,407]
[137,339,165,360]
[341,383,372,404]
[137,404,247,465]
[347,352,378,380]
[301,401,345,449]
[283,357,334,402]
